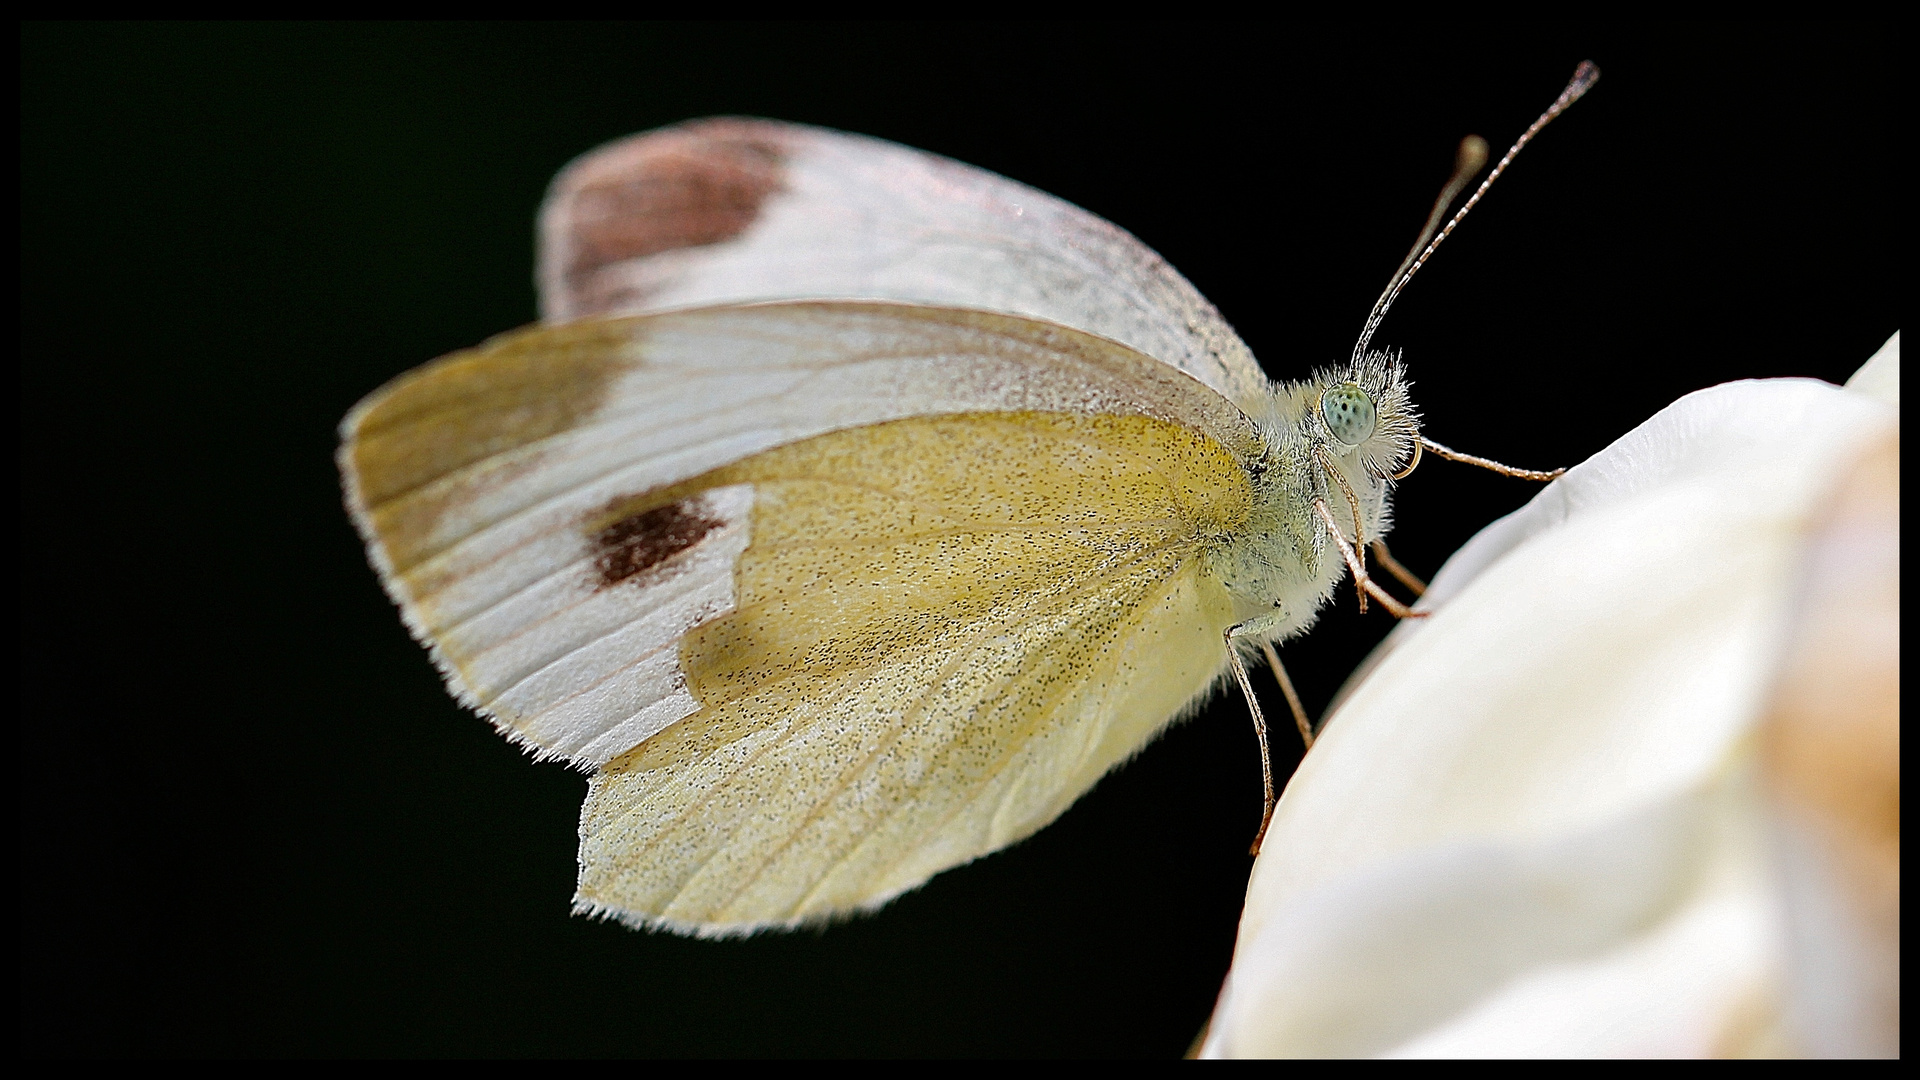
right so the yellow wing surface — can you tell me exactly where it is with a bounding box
[580,411,1246,932]
[340,302,1259,932]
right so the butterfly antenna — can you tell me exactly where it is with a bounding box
[1350,60,1600,364]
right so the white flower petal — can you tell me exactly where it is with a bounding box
[1843,331,1899,405]
[1203,373,1896,1058]
[1381,775,1777,1059]
[1759,431,1900,1057]
[1211,775,1757,1057]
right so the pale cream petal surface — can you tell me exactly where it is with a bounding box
[537,117,1271,409]
[1203,377,1897,1057]
[1843,330,1899,405]
[1759,430,1900,1057]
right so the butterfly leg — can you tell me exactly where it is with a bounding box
[1313,499,1429,620]
[1369,539,1428,596]
[1257,640,1315,748]
[1316,446,1372,613]
[1223,625,1278,856]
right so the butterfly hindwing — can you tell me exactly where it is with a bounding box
[538,117,1271,409]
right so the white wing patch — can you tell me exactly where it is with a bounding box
[538,117,1271,409]
[439,484,753,767]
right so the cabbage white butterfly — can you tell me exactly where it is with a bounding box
[340,63,1596,935]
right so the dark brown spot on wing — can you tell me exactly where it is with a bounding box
[591,497,727,591]
[554,119,790,317]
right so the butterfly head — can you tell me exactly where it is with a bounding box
[1217,355,1421,639]
[1312,350,1420,480]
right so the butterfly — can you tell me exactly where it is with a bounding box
[339,64,1596,936]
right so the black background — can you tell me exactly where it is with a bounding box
[21,23,1897,1057]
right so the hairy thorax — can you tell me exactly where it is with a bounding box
[1205,375,1405,644]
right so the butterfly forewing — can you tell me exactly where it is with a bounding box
[576,410,1249,932]
[340,303,1260,788]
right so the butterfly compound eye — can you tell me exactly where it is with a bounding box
[1320,382,1378,446]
